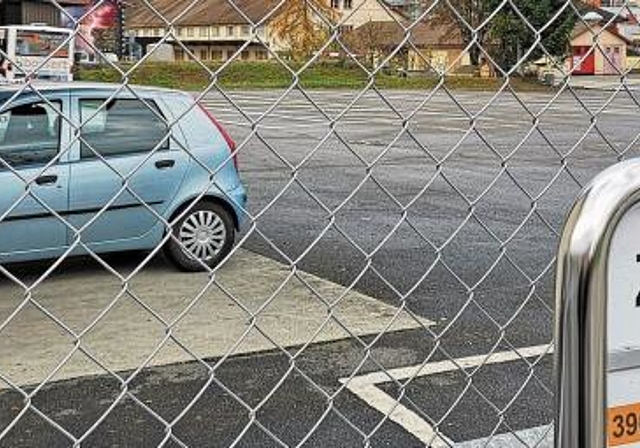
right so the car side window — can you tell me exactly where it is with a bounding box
[80,98,169,159]
[0,101,62,167]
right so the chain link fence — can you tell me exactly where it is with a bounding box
[0,0,638,446]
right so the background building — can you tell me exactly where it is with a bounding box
[347,20,469,71]
[0,0,89,27]
[330,0,402,29]
[125,0,277,62]
[571,22,630,75]
[125,0,408,62]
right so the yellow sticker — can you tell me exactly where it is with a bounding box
[609,403,640,446]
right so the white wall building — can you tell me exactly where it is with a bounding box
[330,0,402,29]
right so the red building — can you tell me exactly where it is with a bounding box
[571,22,630,75]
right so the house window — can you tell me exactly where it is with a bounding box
[200,49,208,60]
[211,50,223,60]
[154,28,162,37]
[175,48,184,60]
[187,27,195,37]
[211,26,219,37]
[242,25,251,36]
[331,0,340,8]
[344,0,352,8]
[199,27,208,38]
[255,49,268,60]
[227,26,235,37]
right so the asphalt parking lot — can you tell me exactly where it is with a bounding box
[3,86,640,447]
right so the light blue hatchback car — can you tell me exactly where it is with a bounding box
[0,82,247,271]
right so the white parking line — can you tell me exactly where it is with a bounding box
[340,344,552,447]
[456,425,552,447]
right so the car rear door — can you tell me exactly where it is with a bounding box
[67,90,189,249]
[0,92,70,263]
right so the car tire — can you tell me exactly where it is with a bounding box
[165,201,235,272]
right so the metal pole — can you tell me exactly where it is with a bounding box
[117,0,124,60]
[555,159,640,447]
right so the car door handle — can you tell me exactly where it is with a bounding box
[35,175,58,186]
[155,159,175,170]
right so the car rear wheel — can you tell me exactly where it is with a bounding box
[165,202,235,272]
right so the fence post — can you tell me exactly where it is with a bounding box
[555,159,640,448]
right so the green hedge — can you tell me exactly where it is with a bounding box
[75,61,549,91]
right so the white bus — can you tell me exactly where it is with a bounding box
[0,25,75,82]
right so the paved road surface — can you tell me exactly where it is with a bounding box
[2,87,639,446]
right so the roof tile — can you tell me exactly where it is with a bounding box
[124,0,279,27]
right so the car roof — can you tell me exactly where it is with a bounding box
[0,81,184,96]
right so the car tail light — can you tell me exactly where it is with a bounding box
[198,103,238,171]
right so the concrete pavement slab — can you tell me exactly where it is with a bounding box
[0,249,433,389]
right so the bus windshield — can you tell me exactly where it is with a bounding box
[16,31,69,58]
[0,26,74,82]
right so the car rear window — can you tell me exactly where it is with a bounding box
[80,98,169,159]
[0,100,61,167]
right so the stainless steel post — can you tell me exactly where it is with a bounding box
[555,159,640,448]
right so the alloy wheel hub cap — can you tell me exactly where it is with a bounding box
[179,210,226,261]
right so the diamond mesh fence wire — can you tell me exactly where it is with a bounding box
[0,0,639,446]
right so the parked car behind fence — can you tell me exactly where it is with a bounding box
[0,82,247,271]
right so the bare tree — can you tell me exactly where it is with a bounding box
[344,21,395,67]
[436,0,497,67]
